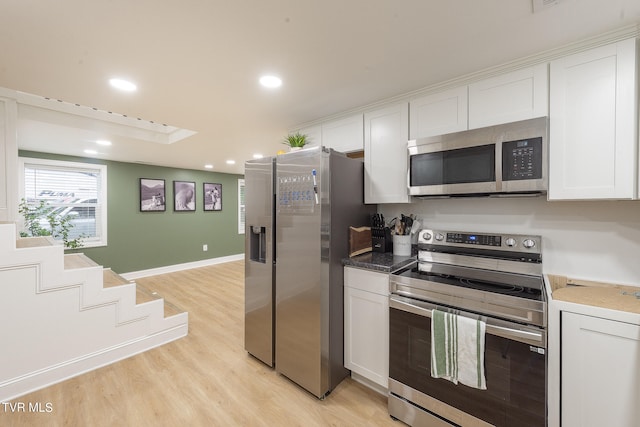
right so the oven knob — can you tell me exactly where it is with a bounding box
[505,237,517,247]
[421,231,432,241]
[435,233,444,241]
[523,239,536,249]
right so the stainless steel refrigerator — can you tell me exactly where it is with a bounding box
[244,146,374,398]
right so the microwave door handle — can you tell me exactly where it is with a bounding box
[389,296,545,346]
[495,141,502,192]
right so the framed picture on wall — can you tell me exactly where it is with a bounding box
[174,181,196,212]
[139,178,166,212]
[203,183,222,211]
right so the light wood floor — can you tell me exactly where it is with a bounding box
[3,261,397,426]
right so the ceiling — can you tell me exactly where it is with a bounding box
[1,0,639,175]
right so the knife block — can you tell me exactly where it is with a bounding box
[372,227,392,253]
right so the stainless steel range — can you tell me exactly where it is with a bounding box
[389,229,547,427]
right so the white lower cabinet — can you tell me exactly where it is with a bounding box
[561,311,640,426]
[344,266,389,390]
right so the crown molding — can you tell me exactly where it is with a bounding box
[293,23,640,130]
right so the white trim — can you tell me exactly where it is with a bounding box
[238,178,245,234]
[290,23,640,131]
[12,90,196,145]
[121,253,244,280]
[350,372,388,396]
[0,321,187,402]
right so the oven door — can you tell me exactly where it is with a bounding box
[389,295,546,427]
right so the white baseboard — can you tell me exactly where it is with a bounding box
[0,322,188,402]
[121,253,244,280]
[350,372,388,396]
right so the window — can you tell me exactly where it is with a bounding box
[238,179,245,234]
[19,157,107,248]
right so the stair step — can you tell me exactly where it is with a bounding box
[103,268,131,287]
[135,282,186,318]
[162,299,185,318]
[101,268,184,318]
[64,253,99,269]
[135,284,162,305]
[16,236,56,248]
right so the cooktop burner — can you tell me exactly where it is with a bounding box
[404,267,543,301]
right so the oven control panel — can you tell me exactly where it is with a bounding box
[419,229,541,254]
[446,232,501,246]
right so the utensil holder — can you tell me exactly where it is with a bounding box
[392,234,412,256]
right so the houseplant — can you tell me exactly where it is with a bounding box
[283,132,308,151]
[18,199,85,249]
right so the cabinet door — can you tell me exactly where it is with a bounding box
[364,103,409,204]
[549,39,637,200]
[344,286,389,388]
[293,125,322,148]
[468,63,548,129]
[561,312,640,427]
[321,114,363,153]
[409,86,468,139]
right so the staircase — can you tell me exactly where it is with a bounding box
[0,222,188,401]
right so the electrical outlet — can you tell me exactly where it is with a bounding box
[202,244,208,251]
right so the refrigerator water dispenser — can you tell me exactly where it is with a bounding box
[250,226,267,263]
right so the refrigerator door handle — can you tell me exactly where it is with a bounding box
[312,169,319,204]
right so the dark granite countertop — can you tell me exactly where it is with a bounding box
[342,251,416,273]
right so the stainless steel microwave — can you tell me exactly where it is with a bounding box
[408,117,548,197]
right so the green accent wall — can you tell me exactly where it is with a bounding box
[20,151,244,274]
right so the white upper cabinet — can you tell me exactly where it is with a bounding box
[409,86,468,139]
[549,38,637,200]
[364,103,410,204]
[468,63,549,129]
[409,64,548,141]
[295,125,322,148]
[321,114,364,153]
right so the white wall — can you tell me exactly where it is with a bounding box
[379,197,640,286]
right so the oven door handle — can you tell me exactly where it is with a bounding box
[390,295,546,347]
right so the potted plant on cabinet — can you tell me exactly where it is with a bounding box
[283,132,308,151]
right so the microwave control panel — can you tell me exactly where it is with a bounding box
[502,137,543,181]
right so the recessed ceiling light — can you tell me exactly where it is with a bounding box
[253,154,263,159]
[96,140,112,146]
[109,78,137,92]
[84,149,98,155]
[226,160,236,165]
[204,164,213,169]
[259,75,282,88]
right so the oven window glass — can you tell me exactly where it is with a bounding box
[390,307,545,427]
[410,144,495,186]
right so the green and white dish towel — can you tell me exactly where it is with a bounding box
[431,309,487,390]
